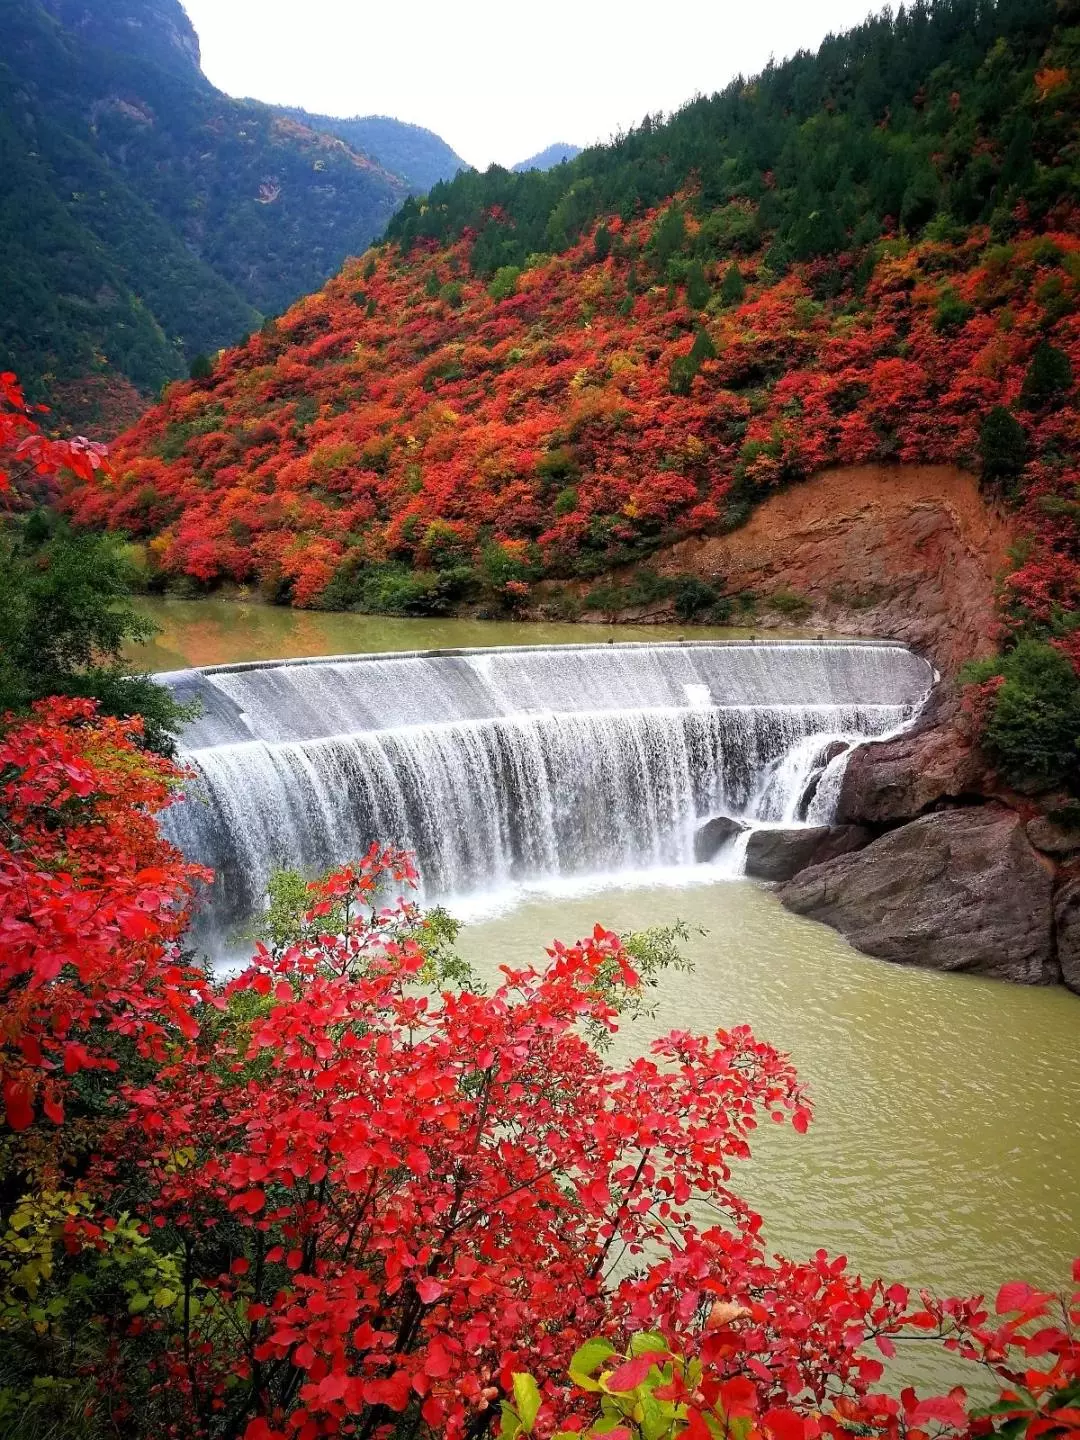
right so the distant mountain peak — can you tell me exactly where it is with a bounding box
[279,109,468,194]
[37,0,204,79]
[513,142,581,173]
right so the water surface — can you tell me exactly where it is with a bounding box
[128,596,769,671]
[455,879,1080,1393]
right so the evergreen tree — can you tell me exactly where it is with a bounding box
[685,260,711,309]
[1020,341,1073,410]
[720,262,746,306]
[978,406,1027,492]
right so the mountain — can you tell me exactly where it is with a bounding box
[66,0,1077,646]
[513,143,581,172]
[281,110,468,193]
[0,0,458,428]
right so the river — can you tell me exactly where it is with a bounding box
[129,597,1080,1394]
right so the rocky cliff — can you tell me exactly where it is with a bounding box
[656,463,1014,674]
[627,462,1078,995]
[764,685,1080,993]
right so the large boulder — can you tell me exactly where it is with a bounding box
[744,824,869,882]
[1027,815,1080,857]
[1054,879,1080,995]
[694,815,747,862]
[837,689,988,827]
[778,807,1057,984]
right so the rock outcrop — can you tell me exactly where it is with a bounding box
[744,824,870,882]
[778,807,1058,985]
[657,463,1013,673]
[1053,880,1080,995]
[835,688,989,826]
[694,815,747,862]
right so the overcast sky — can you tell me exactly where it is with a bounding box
[182,0,883,171]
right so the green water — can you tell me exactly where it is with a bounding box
[455,879,1080,1393]
[134,597,1080,1393]
[127,596,765,671]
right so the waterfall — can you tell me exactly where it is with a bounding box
[159,641,934,943]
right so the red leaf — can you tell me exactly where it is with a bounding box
[996,1281,1036,1315]
[3,1080,34,1132]
[606,1353,659,1391]
[424,1342,452,1378]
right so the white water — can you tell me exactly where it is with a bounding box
[160,641,934,943]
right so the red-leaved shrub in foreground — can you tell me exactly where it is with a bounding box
[0,704,1077,1440]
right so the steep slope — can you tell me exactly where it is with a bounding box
[282,111,468,193]
[66,0,1077,648]
[2,0,437,424]
[513,143,581,172]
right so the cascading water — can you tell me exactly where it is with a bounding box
[158,641,934,945]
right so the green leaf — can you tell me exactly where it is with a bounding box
[570,1339,618,1378]
[153,1287,178,1308]
[128,1292,151,1314]
[498,1402,521,1440]
[629,1332,668,1357]
[512,1373,542,1434]
[640,1392,675,1440]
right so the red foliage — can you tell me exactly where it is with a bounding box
[60,220,1079,625]
[0,701,208,1132]
[1,370,109,502]
[1,728,1077,1438]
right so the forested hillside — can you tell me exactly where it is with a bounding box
[67,0,1078,651]
[1,0,461,427]
[280,110,468,193]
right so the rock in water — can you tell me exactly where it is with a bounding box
[1053,879,1080,995]
[745,825,869,882]
[694,815,747,862]
[836,690,986,826]
[778,807,1057,984]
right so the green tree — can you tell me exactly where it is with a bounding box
[685,260,710,309]
[978,406,1027,493]
[720,262,746,306]
[964,640,1080,792]
[0,518,190,755]
[1020,341,1073,410]
[188,352,214,382]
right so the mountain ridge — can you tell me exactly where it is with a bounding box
[1,0,459,428]
[64,0,1078,658]
[513,142,581,172]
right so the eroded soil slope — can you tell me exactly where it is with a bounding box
[657,464,1015,673]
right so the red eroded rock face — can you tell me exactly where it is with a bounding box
[657,463,1015,674]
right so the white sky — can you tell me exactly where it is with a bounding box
[182,0,883,171]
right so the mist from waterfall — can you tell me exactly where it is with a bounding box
[159,641,934,943]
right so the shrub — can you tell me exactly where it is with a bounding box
[769,586,813,619]
[188,352,214,381]
[488,265,521,301]
[361,564,476,615]
[673,575,719,619]
[963,639,1080,791]
[932,288,974,332]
